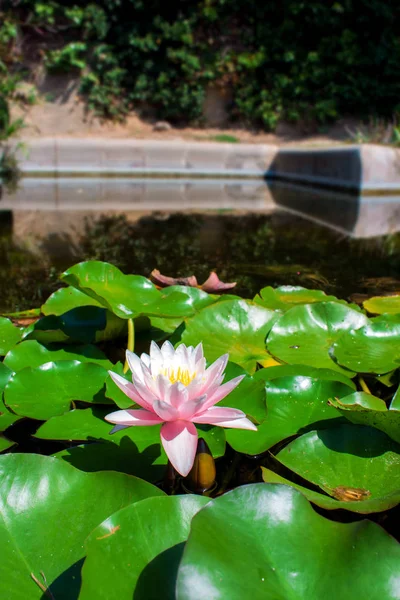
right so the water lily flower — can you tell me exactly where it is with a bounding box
[105,341,256,476]
[150,269,237,293]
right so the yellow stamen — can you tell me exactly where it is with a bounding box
[162,367,196,386]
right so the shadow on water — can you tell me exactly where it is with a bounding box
[1,177,400,312]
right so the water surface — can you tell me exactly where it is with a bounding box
[1,178,400,312]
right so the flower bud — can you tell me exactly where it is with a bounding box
[182,438,217,495]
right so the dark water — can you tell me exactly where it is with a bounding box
[1,202,400,313]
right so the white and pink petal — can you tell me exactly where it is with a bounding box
[105,409,163,426]
[108,371,154,411]
[160,420,198,476]
[191,406,257,430]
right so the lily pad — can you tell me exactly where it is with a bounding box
[225,366,354,454]
[4,361,112,420]
[363,294,400,315]
[333,314,400,374]
[0,454,163,600]
[24,309,127,344]
[267,302,368,374]
[3,340,113,372]
[150,286,217,333]
[0,317,22,356]
[41,285,103,315]
[329,392,400,444]
[62,260,194,319]
[275,424,400,512]
[80,495,210,600]
[176,484,400,599]
[261,467,400,514]
[254,286,355,311]
[0,362,12,393]
[0,435,15,452]
[182,299,278,373]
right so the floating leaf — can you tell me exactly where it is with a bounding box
[0,362,12,393]
[62,260,194,319]
[4,340,113,372]
[275,424,400,513]
[329,392,400,444]
[182,299,278,373]
[42,285,103,315]
[226,366,354,454]
[0,363,22,431]
[0,317,22,356]
[222,362,267,423]
[80,495,209,600]
[363,294,400,315]
[150,286,217,333]
[267,302,367,374]
[176,484,400,599]
[333,314,400,374]
[0,454,163,600]
[254,285,356,311]
[0,435,15,452]
[24,309,127,344]
[4,361,112,420]
[261,467,400,514]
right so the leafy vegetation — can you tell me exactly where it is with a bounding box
[2,1,400,127]
[0,257,399,597]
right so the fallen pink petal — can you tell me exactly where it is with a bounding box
[150,268,236,293]
[106,341,256,476]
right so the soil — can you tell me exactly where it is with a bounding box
[10,75,361,147]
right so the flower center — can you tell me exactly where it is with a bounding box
[162,367,196,386]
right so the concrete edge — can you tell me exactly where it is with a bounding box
[3,139,400,193]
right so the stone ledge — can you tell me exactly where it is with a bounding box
[5,139,400,192]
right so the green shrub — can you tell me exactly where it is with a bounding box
[3,1,400,129]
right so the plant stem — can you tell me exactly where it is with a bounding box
[359,375,371,394]
[123,318,135,373]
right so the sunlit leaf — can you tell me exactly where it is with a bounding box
[176,484,400,598]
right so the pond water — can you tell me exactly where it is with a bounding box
[1,177,400,313]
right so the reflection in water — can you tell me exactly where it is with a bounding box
[1,178,400,312]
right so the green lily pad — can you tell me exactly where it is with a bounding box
[275,424,400,512]
[41,285,103,315]
[267,302,368,374]
[333,314,400,374]
[363,294,400,315]
[261,467,400,514]
[21,314,70,344]
[4,340,113,372]
[182,299,278,374]
[150,286,217,333]
[254,286,355,311]
[392,386,400,410]
[222,362,267,423]
[24,309,127,344]
[4,361,112,420]
[0,317,22,356]
[62,260,194,320]
[176,484,400,599]
[0,435,15,452]
[0,362,12,393]
[80,495,210,600]
[226,366,354,455]
[329,392,400,444]
[0,453,163,600]
[0,397,22,432]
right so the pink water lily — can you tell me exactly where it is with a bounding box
[105,341,256,476]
